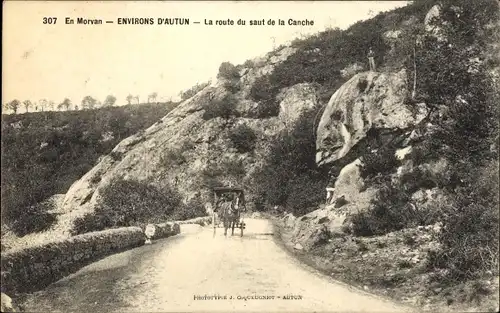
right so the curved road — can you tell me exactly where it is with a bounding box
[22,219,414,312]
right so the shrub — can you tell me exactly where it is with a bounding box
[243,59,255,68]
[229,124,257,153]
[171,196,206,221]
[9,206,57,237]
[202,94,239,120]
[71,178,182,235]
[248,76,280,118]
[357,78,368,93]
[90,174,102,185]
[1,102,178,236]
[223,80,240,93]
[359,147,400,181]
[351,182,437,237]
[252,109,329,216]
[179,81,210,100]
[217,62,240,80]
[427,160,499,281]
[221,158,246,178]
[109,151,123,161]
[159,148,186,168]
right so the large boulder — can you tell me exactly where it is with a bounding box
[277,83,319,126]
[1,293,18,312]
[316,70,427,167]
[424,4,463,42]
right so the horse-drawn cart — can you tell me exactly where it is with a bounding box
[212,187,246,237]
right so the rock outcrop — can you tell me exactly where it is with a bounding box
[316,70,427,167]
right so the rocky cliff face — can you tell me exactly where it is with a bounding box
[315,70,427,167]
[284,68,431,250]
[56,46,321,235]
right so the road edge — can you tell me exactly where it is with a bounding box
[268,215,420,313]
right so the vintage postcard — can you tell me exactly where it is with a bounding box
[2,0,499,312]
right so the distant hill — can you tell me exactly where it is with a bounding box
[1,102,178,235]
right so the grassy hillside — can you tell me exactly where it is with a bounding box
[1,102,178,236]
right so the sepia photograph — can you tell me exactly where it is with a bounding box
[1,0,499,312]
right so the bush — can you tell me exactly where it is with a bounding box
[159,148,186,168]
[202,94,239,120]
[109,151,123,161]
[252,109,329,216]
[171,196,206,221]
[351,182,437,237]
[229,124,257,153]
[359,147,400,181]
[1,102,179,236]
[179,81,210,100]
[248,76,280,118]
[9,206,57,237]
[71,178,182,235]
[223,80,241,93]
[217,62,240,80]
[357,78,368,92]
[427,160,499,281]
[221,158,246,178]
[243,59,255,68]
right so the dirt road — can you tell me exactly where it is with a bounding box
[21,219,415,312]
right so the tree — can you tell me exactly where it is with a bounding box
[23,100,32,113]
[103,95,117,107]
[81,96,97,110]
[7,99,21,114]
[48,101,55,111]
[61,98,71,111]
[39,99,48,112]
[126,94,134,105]
[148,92,158,103]
[135,95,140,104]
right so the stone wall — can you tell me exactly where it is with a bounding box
[1,223,180,295]
[175,216,212,226]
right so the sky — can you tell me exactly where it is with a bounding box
[3,1,409,111]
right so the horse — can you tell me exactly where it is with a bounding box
[219,196,241,236]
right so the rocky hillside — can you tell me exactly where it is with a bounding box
[4,6,498,311]
[46,46,322,237]
[281,0,499,311]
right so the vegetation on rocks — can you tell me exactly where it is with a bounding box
[71,178,201,235]
[228,124,257,153]
[276,0,499,311]
[202,94,239,120]
[252,109,329,215]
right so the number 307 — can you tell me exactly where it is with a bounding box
[43,17,57,24]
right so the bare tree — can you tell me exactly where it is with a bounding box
[39,99,48,112]
[135,95,140,105]
[23,100,32,113]
[148,92,158,103]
